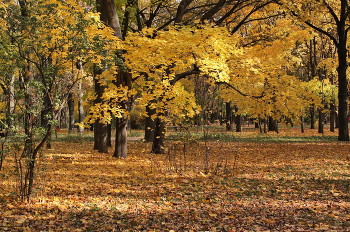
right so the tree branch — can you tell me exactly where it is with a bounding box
[216,81,265,98]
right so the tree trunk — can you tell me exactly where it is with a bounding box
[336,19,349,141]
[310,106,315,129]
[144,103,156,142]
[300,116,304,133]
[151,116,166,154]
[7,74,15,135]
[234,106,241,132]
[78,80,85,133]
[107,123,112,147]
[330,103,336,132]
[93,66,108,153]
[68,93,75,134]
[255,122,259,129]
[268,116,278,133]
[318,109,324,134]
[98,123,108,153]
[93,121,100,150]
[219,110,223,125]
[113,117,128,158]
[225,102,232,131]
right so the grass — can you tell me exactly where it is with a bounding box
[167,128,338,143]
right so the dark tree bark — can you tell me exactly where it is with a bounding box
[107,123,112,147]
[97,0,132,157]
[41,93,52,149]
[310,106,315,129]
[300,116,304,133]
[144,103,156,142]
[151,116,166,154]
[93,121,100,150]
[97,0,122,38]
[200,0,226,22]
[77,80,85,133]
[318,109,324,134]
[98,123,108,153]
[68,93,75,134]
[330,103,336,132]
[336,10,349,140]
[234,106,241,132]
[174,0,194,24]
[114,117,127,158]
[268,116,278,133]
[225,102,232,131]
[93,69,108,153]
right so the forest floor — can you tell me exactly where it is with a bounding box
[0,128,350,231]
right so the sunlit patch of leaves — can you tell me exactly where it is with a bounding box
[0,130,349,231]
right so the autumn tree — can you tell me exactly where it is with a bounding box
[275,0,350,141]
[0,0,119,200]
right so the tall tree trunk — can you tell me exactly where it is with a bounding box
[300,116,304,133]
[318,109,324,134]
[98,123,108,153]
[78,80,85,133]
[151,116,166,154]
[255,122,259,129]
[336,17,349,141]
[263,119,267,133]
[41,93,52,149]
[68,93,75,134]
[268,116,278,133]
[93,64,108,153]
[113,117,127,158]
[234,106,241,132]
[97,0,132,157]
[93,121,100,150]
[310,106,315,129]
[144,103,156,142]
[330,103,336,132]
[7,74,15,135]
[107,123,112,147]
[225,102,232,131]
[22,63,34,158]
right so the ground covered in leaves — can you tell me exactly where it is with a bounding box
[1,129,350,231]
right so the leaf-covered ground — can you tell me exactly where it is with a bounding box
[1,129,350,231]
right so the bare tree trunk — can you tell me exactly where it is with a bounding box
[151,116,166,154]
[7,74,15,135]
[107,123,112,147]
[336,17,349,141]
[234,106,241,132]
[98,123,108,153]
[144,103,156,142]
[41,93,52,149]
[68,93,75,134]
[310,106,315,129]
[93,121,100,150]
[330,103,336,132]
[300,116,304,133]
[225,102,232,131]
[78,80,85,133]
[268,116,278,133]
[113,117,127,158]
[318,109,324,134]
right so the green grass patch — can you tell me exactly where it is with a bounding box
[54,133,94,143]
[167,132,337,143]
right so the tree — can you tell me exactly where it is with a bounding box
[0,0,120,200]
[276,0,350,140]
